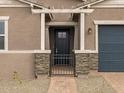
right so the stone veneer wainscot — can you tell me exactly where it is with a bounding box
[34,53,50,75]
[34,53,98,76]
[75,53,98,75]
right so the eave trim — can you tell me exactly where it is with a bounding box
[74,0,105,9]
[18,0,48,9]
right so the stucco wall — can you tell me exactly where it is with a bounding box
[85,8,124,50]
[1,8,124,50]
[74,20,80,50]
[0,8,41,50]
[45,9,124,50]
[0,53,35,80]
[35,53,50,75]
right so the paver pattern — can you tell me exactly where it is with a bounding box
[90,71,124,93]
[48,71,124,93]
[48,76,77,93]
[100,72,124,93]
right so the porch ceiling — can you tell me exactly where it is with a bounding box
[45,13,77,23]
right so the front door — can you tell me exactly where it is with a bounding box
[49,26,75,76]
[55,29,70,54]
[54,28,70,65]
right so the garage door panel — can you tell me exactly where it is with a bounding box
[99,44,124,51]
[99,25,124,42]
[100,36,124,43]
[99,60,124,64]
[100,31,124,36]
[99,25,124,72]
[99,61,124,72]
[99,52,124,60]
[99,65,124,72]
[99,25,124,32]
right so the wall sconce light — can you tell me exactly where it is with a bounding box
[88,28,92,34]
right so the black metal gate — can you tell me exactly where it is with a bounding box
[49,53,76,76]
[49,27,75,76]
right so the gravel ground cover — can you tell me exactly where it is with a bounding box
[76,75,117,93]
[0,76,50,93]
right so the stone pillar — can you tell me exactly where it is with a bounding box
[89,53,98,70]
[34,53,50,75]
[75,53,98,75]
[75,53,89,74]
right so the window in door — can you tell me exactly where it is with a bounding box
[58,32,66,38]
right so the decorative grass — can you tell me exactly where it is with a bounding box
[0,76,50,93]
[76,75,117,93]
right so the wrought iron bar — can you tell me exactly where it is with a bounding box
[50,53,76,76]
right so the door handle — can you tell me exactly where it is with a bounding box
[55,48,58,53]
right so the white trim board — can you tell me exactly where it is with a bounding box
[0,16,9,21]
[0,50,98,54]
[74,50,98,53]
[41,13,45,50]
[94,20,124,52]
[74,0,104,9]
[46,22,77,26]
[92,5,124,8]
[18,0,48,9]
[92,0,124,8]
[5,20,8,50]
[0,5,30,7]
[32,9,94,14]
[80,13,85,51]
[94,20,124,25]
[0,50,51,54]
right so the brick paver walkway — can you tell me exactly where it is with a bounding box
[48,76,77,93]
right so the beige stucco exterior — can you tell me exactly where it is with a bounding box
[3,8,124,51]
[45,8,124,50]
[0,7,41,50]
[0,53,35,80]
[3,3,124,51]
[1,0,124,79]
[85,8,124,50]
[0,7,80,50]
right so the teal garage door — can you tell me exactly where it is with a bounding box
[99,25,124,72]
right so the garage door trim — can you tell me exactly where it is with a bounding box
[94,20,124,52]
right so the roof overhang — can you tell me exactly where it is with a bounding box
[18,0,48,9]
[74,0,105,9]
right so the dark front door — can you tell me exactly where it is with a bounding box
[49,27,75,76]
[54,28,70,65]
[54,29,70,54]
